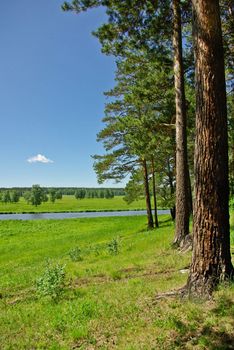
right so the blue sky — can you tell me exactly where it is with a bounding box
[0,0,124,188]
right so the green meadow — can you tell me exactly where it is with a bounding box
[0,195,147,214]
[0,214,233,349]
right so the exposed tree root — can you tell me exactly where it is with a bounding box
[178,234,193,253]
[153,286,187,301]
[172,234,193,252]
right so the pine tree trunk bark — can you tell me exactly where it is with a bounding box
[142,159,154,229]
[151,158,159,228]
[187,0,234,297]
[172,0,190,246]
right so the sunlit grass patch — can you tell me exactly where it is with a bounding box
[0,213,233,349]
[0,195,148,213]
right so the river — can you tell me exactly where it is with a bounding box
[0,209,170,221]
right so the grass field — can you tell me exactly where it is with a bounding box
[0,196,148,214]
[0,215,233,349]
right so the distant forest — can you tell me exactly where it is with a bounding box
[0,187,125,197]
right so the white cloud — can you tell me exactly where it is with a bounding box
[27,154,54,164]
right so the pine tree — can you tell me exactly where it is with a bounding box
[186,0,233,297]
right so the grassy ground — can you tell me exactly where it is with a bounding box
[0,196,148,214]
[0,215,233,349]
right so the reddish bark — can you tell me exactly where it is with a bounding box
[142,159,154,229]
[172,0,190,246]
[187,0,233,297]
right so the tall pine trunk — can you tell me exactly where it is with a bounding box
[151,158,159,228]
[172,0,190,246]
[187,0,234,297]
[142,159,154,229]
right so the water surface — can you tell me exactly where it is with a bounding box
[0,210,170,221]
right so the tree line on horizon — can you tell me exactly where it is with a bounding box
[0,185,175,208]
[0,186,125,205]
[0,186,125,196]
[62,0,234,298]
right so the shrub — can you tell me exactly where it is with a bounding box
[69,247,82,261]
[36,261,66,301]
[107,238,120,255]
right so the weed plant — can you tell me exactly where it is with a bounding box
[107,237,120,255]
[36,261,66,301]
[69,247,82,262]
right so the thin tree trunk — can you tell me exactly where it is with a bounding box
[172,0,190,247]
[142,159,154,229]
[187,0,234,297]
[151,158,159,228]
[170,206,176,221]
[166,157,176,221]
[188,171,193,216]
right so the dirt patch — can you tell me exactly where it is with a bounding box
[72,267,179,288]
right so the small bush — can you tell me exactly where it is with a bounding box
[36,261,66,301]
[69,247,82,261]
[107,238,120,255]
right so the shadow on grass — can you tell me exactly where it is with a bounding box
[135,216,173,233]
[199,326,234,350]
[171,295,234,349]
[212,294,234,318]
[158,217,174,228]
[171,321,234,350]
